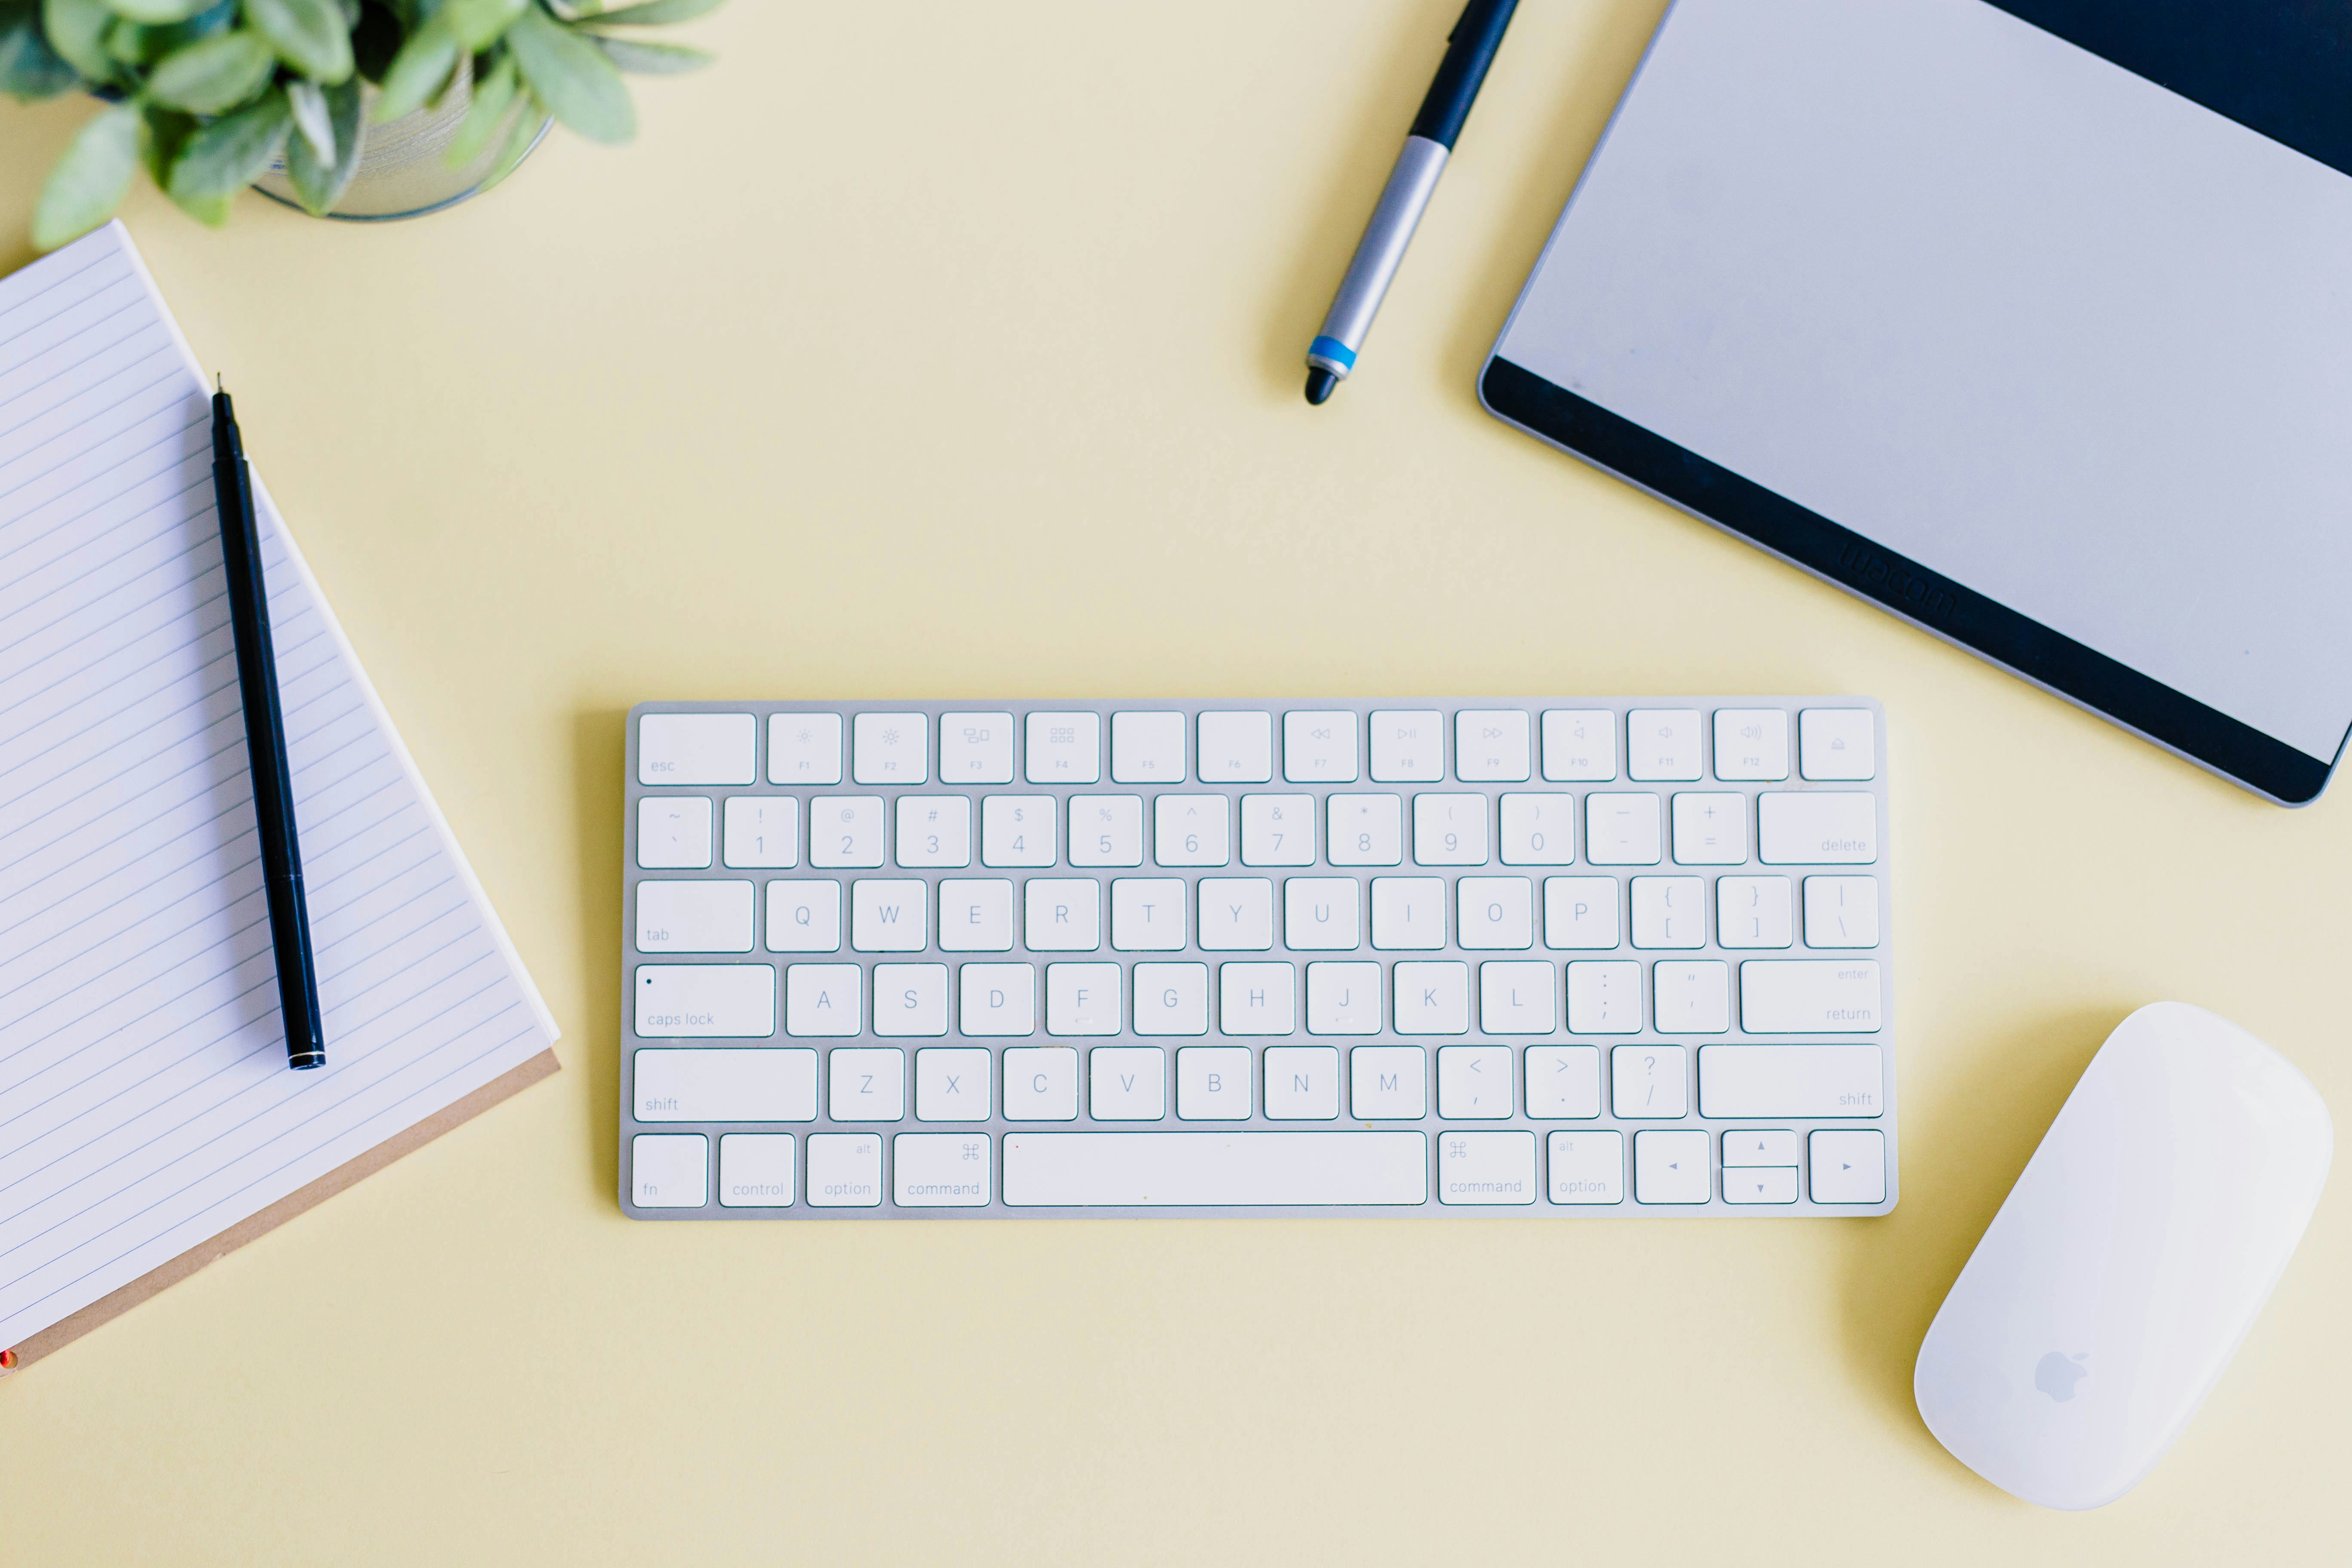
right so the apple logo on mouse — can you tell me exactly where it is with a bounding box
[2034,1351,2089,1403]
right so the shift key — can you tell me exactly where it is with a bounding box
[1740,960,1881,1033]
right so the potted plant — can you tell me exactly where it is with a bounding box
[0,0,720,247]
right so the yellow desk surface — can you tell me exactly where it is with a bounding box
[4,4,2346,1562]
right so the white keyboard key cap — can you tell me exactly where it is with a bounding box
[908,1048,992,1124]
[1026,711,1102,784]
[806,1133,883,1207]
[1670,792,1749,865]
[1804,876,1881,948]
[893,796,972,868]
[1351,1044,1427,1119]
[718,1134,795,1207]
[767,712,843,785]
[637,879,754,953]
[828,1045,904,1121]
[1548,1130,1623,1204]
[1283,876,1361,950]
[1370,876,1446,950]
[1455,710,1531,781]
[721,796,794,869]
[634,1047,818,1122]
[1612,1044,1689,1118]
[851,879,929,952]
[1724,1166,1800,1204]
[1219,961,1297,1035]
[852,712,928,785]
[1197,710,1274,782]
[1565,960,1642,1033]
[640,712,755,786]
[631,1133,708,1208]
[1025,877,1102,951]
[1478,960,1556,1034]
[1369,709,1445,781]
[1541,709,1617,781]
[1437,1043,1513,1118]
[1543,876,1621,949]
[1111,710,1187,783]
[1111,878,1188,951]
[635,964,775,1038]
[1456,876,1533,949]
[1264,1046,1341,1120]
[936,878,1014,952]
[1626,709,1703,781]
[960,962,1037,1035]
[982,794,1058,867]
[1498,792,1574,866]
[1177,1046,1253,1119]
[639,795,714,869]
[1525,1045,1602,1119]
[1154,793,1231,867]
[1198,877,1274,950]
[1758,792,1877,864]
[1393,961,1470,1034]
[1046,961,1122,1035]
[1810,1129,1887,1203]
[938,712,1015,783]
[1584,793,1662,864]
[1068,794,1145,868]
[872,963,949,1038]
[1740,960,1883,1033]
[1003,1047,1078,1121]
[1283,709,1360,782]
[1713,708,1790,781]
[1437,1130,1536,1204]
[1412,793,1490,865]
[1002,1131,1427,1207]
[1700,1044,1885,1117]
[1800,707,1877,780]
[894,1132,993,1206]
[1240,793,1317,866]
[1717,876,1794,949]
[1328,793,1403,866]
[808,795,886,868]
[786,963,862,1036]
[1305,961,1382,1034]
[1091,1045,1167,1120]
[1133,962,1210,1035]
[1630,876,1707,949]
[1653,960,1731,1034]
[1634,1129,1712,1204]
[1723,1129,1801,1167]
[766,881,843,952]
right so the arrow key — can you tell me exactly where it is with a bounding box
[1722,1166,1798,1204]
[1633,1128,1711,1204]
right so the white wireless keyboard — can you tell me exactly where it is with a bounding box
[621,699,1894,1219]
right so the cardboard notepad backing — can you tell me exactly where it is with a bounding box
[0,223,560,1375]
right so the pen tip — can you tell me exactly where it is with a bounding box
[1304,368,1338,405]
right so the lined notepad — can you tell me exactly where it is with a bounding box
[0,223,558,1358]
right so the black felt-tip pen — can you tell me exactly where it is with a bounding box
[211,381,326,1070]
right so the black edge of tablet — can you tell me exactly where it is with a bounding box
[1478,356,2338,806]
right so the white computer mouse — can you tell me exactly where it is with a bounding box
[1913,1001,2331,1510]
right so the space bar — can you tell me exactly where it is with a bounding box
[1002,1132,1429,1207]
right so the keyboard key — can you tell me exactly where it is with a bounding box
[1716,876,1793,949]
[1630,876,1706,948]
[1724,1166,1798,1204]
[1133,962,1209,1035]
[766,881,842,952]
[1045,961,1121,1035]
[637,879,754,953]
[894,796,972,868]
[767,712,843,785]
[1003,1047,1078,1120]
[807,795,885,868]
[806,1133,883,1207]
[1328,793,1403,866]
[640,711,755,786]
[1758,792,1877,864]
[982,794,1057,867]
[1177,1046,1252,1119]
[1351,1044,1427,1119]
[718,1134,794,1207]
[1197,710,1274,782]
[1739,960,1883,1033]
[1412,793,1489,865]
[828,1046,903,1121]
[1800,708,1876,780]
[1455,710,1532,781]
[1809,1129,1887,1203]
[1090,1045,1167,1120]
[1699,1044,1884,1116]
[851,879,928,952]
[1723,1129,1800,1167]
[1584,793,1661,864]
[1264,1046,1341,1120]
[635,963,775,1038]
[1565,960,1642,1033]
[1653,960,1730,1033]
[1437,1130,1536,1204]
[1283,710,1360,782]
[1541,709,1617,781]
[1024,877,1102,951]
[1457,876,1534,949]
[1154,793,1231,867]
[1283,877,1360,950]
[631,1133,708,1208]
[1626,709,1703,781]
[1068,794,1145,868]
[1612,1045,1688,1118]
[1498,792,1574,865]
[1478,960,1556,1034]
[1219,961,1296,1034]
[1026,711,1102,784]
[1634,1128,1711,1204]
[1547,1130,1623,1204]
[1369,710,1445,781]
[786,964,862,1036]
[916,1046,992,1119]
[959,962,1036,1035]
[1198,877,1274,950]
[1111,710,1187,783]
[721,796,793,869]
[1370,877,1446,949]
[871,963,949,1037]
[1713,709,1789,781]
[1002,1131,1427,1206]
[1670,792,1748,865]
[639,795,714,869]
[1240,793,1317,866]
[1438,1043,1513,1118]
[1542,876,1620,949]
[1525,1044,1601,1118]
[852,712,928,785]
[938,712,1015,783]
[1804,875,1880,948]
[1111,878,1188,950]
[894,1132,992,1206]
[634,1047,818,1122]
[1306,961,1382,1034]
[936,878,1013,952]
[1393,961,1470,1034]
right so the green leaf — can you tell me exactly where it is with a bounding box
[145,28,274,112]
[101,0,210,23]
[138,98,195,182]
[443,46,513,162]
[247,0,350,80]
[505,6,628,142]
[1,7,80,98]
[585,33,702,73]
[473,83,540,191]
[283,71,359,211]
[164,82,290,210]
[371,10,454,119]
[42,0,116,78]
[285,73,330,158]
[32,98,139,249]
[576,0,720,24]
[441,0,518,50]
